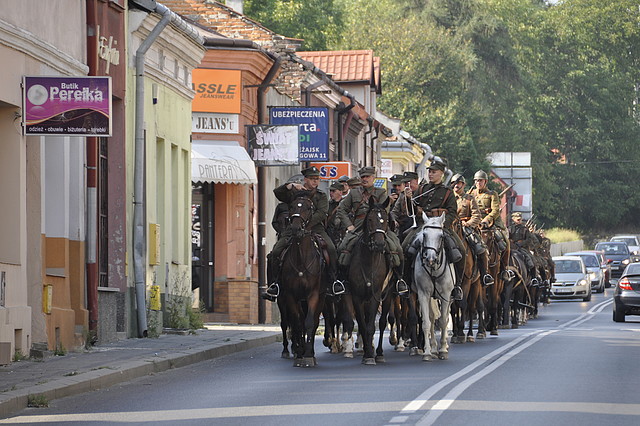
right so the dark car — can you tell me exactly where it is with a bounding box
[613,262,640,322]
[594,241,631,279]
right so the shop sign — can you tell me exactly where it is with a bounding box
[23,76,112,136]
[269,107,329,161]
[309,162,352,180]
[192,69,241,114]
[247,124,299,166]
[192,112,239,134]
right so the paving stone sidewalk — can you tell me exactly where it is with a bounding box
[0,324,280,418]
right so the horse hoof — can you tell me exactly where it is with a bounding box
[395,345,405,352]
[344,351,354,359]
[409,347,419,356]
[490,330,499,336]
[281,351,291,359]
[293,357,316,367]
[375,355,386,363]
[511,324,519,329]
[451,336,460,344]
[438,352,448,360]
[498,324,509,329]
[362,357,376,365]
[322,338,330,347]
[476,332,486,339]
[467,336,475,343]
[422,354,433,362]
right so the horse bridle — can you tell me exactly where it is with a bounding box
[288,197,315,231]
[364,208,388,249]
[421,224,444,260]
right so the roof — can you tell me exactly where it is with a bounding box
[297,50,380,88]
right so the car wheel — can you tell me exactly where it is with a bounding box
[583,292,592,302]
[613,307,625,323]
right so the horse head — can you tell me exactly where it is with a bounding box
[288,191,315,239]
[418,212,445,268]
[363,196,389,252]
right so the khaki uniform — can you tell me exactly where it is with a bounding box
[455,193,481,229]
[472,188,505,229]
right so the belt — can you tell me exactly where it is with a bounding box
[425,208,447,217]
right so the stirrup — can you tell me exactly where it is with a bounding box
[332,280,346,296]
[396,279,409,296]
[451,286,463,301]
[531,278,539,287]
[502,269,515,281]
[266,283,280,297]
[483,274,494,286]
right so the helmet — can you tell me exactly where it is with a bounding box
[451,173,466,185]
[474,170,488,181]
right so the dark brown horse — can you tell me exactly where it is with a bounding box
[347,197,394,365]
[280,191,326,367]
[480,226,506,336]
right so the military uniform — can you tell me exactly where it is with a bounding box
[326,183,345,245]
[509,215,536,272]
[271,202,289,238]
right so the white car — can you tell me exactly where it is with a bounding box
[565,251,606,293]
[551,256,592,301]
[610,235,640,259]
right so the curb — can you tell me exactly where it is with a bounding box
[0,333,278,419]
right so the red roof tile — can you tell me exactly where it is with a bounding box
[298,50,378,84]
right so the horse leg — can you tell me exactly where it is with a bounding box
[341,294,355,358]
[438,298,453,359]
[376,296,391,362]
[388,296,399,346]
[416,289,433,361]
[277,298,291,358]
[300,292,322,367]
[362,300,378,365]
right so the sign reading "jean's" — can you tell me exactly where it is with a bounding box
[192,112,239,134]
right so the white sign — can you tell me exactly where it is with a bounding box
[380,159,393,178]
[192,112,239,134]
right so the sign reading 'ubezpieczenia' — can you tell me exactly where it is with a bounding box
[23,76,112,136]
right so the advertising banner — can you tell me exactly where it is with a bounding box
[23,76,112,136]
[309,162,352,180]
[192,69,241,114]
[269,107,329,161]
[247,125,299,166]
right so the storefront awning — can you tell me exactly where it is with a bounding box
[191,141,258,185]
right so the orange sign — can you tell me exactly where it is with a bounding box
[192,69,241,113]
[309,162,352,180]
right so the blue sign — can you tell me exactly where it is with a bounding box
[269,107,329,161]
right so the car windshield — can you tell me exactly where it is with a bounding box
[554,260,582,273]
[597,243,628,255]
[578,255,599,267]
[612,237,637,246]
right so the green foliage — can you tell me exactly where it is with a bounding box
[27,394,49,408]
[545,228,581,244]
[13,350,27,362]
[53,344,66,357]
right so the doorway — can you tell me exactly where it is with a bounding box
[191,183,215,312]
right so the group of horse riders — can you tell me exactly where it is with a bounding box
[261,158,543,304]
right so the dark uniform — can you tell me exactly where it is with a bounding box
[509,213,536,272]
[326,182,345,245]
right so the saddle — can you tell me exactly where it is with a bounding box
[313,233,331,266]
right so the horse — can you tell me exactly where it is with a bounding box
[279,191,327,367]
[500,249,530,329]
[347,197,394,365]
[480,226,506,336]
[412,212,456,362]
[451,223,485,344]
[322,293,355,357]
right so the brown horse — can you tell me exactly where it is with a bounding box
[480,226,507,336]
[280,191,326,367]
[347,197,394,365]
[451,223,485,343]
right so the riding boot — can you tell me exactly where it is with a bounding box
[451,260,464,301]
[478,252,494,286]
[451,285,463,301]
[396,276,409,296]
[328,264,345,296]
[261,254,279,302]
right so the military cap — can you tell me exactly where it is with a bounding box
[512,212,522,219]
[301,166,320,177]
[358,166,376,177]
[403,171,419,182]
[427,159,446,171]
[474,170,489,180]
[329,182,344,191]
[337,175,349,183]
[390,174,405,185]
[286,174,304,184]
[451,173,466,185]
[347,177,362,187]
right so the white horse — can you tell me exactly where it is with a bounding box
[411,212,456,361]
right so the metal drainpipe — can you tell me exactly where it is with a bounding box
[257,56,282,323]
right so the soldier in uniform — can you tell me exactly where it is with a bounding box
[263,166,344,300]
[326,182,345,246]
[470,170,510,279]
[403,159,465,300]
[391,171,420,239]
[451,174,494,286]
[337,175,350,197]
[336,166,408,294]
[388,174,405,233]
[509,212,537,279]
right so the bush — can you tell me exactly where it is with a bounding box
[545,228,581,244]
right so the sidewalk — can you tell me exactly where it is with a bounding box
[0,324,281,419]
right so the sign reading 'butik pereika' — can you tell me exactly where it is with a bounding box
[23,76,112,136]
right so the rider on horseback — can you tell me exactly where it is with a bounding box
[401,159,466,301]
[470,170,511,280]
[451,173,495,286]
[263,166,345,301]
[509,212,538,283]
[336,166,408,295]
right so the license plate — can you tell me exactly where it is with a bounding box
[555,288,573,294]
[611,266,619,270]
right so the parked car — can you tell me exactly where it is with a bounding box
[565,251,606,293]
[594,241,631,279]
[581,250,612,288]
[551,256,592,301]
[613,262,640,322]
[610,235,640,261]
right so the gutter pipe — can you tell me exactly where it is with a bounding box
[132,1,203,337]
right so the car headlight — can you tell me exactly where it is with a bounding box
[622,259,630,265]
[589,272,597,280]
[577,279,588,286]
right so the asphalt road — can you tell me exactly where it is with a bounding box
[3,287,639,426]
